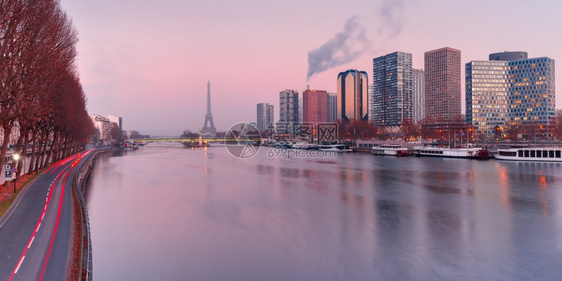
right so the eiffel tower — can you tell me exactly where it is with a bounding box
[201,81,217,136]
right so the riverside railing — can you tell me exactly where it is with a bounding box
[72,148,112,281]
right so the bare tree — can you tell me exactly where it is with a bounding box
[0,0,92,176]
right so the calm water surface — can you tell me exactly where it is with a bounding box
[85,143,562,281]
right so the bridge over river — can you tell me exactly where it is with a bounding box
[131,137,261,145]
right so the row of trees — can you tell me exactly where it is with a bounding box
[0,0,93,177]
[181,115,562,144]
[337,115,562,143]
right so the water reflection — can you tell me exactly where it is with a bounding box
[85,145,562,280]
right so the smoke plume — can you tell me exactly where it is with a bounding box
[306,0,407,81]
[379,0,405,36]
[306,16,369,82]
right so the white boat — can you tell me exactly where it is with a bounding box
[412,146,490,159]
[319,144,353,152]
[292,141,311,150]
[372,144,409,156]
[494,147,562,162]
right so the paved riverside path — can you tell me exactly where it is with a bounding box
[0,149,95,281]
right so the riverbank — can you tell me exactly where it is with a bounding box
[69,146,113,281]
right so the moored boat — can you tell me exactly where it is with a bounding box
[412,146,490,160]
[123,141,139,150]
[494,147,562,162]
[319,144,353,152]
[372,144,409,156]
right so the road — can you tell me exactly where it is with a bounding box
[0,150,95,281]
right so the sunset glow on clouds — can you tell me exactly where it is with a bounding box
[60,0,562,135]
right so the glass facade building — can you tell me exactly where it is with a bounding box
[465,61,509,136]
[466,56,555,137]
[336,69,369,122]
[508,57,555,123]
[372,52,413,126]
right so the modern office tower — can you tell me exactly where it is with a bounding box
[303,89,328,124]
[256,103,274,132]
[466,53,555,137]
[465,61,510,137]
[424,47,462,120]
[327,93,337,123]
[372,51,413,126]
[507,57,555,123]
[489,51,528,61]
[336,69,369,122]
[279,89,299,124]
[412,69,425,122]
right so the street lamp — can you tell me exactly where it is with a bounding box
[13,153,19,193]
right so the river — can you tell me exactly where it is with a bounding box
[84,143,562,281]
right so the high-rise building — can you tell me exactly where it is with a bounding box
[327,93,337,123]
[256,103,274,132]
[424,47,461,120]
[303,89,328,124]
[372,51,413,126]
[336,69,369,122]
[412,69,425,122]
[279,89,299,124]
[507,57,555,124]
[466,53,555,137]
[465,61,510,136]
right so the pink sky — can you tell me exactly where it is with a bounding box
[60,0,562,136]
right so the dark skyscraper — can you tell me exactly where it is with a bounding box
[372,51,413,126]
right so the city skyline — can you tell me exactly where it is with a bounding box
[59,0,562,135]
